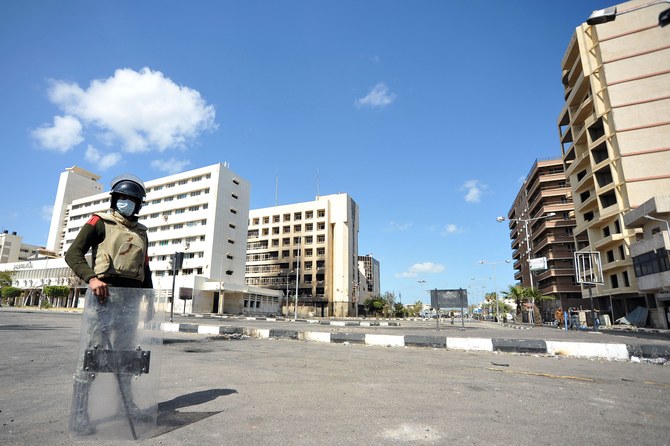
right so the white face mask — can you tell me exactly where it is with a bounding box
[116,198,136,217]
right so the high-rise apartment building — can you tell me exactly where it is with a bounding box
[358,255,380,301]
[506,158,582,321]
[557,0,670,321]
[246,194,360,318]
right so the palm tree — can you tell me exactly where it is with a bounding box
[503,285,526,324]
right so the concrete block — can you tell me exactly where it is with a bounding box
[331,332,365,344]
[301,331,331,343]
[404,335,446,348]
[492,338,547,354]
[546,341,629,360]
[365,334,404,347]
[447,337,493,352]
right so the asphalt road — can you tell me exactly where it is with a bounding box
[1,310,669,446]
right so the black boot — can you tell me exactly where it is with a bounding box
[71,380,95,435]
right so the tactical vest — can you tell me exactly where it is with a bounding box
[92,211,148,283]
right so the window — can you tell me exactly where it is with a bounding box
[305,223,313,231]
[610,274,619,289]
[232,178,240,185]
[294,224,301,232]
[317,209,325,218]
[263,217,269,224]
[273,215,280,223]
[229,223,236,229]
[317,248,325,256]
[273,227,280,235]
[606,250,614,263]
[164,196,173,202]
[305,211,313,219]
[177,193,187,199]
[283,214,291,222]
[178,179,188,185]
[283,226,290,233]
[175,208,185,214]
[228,239,235,244]
[191,191,201,197]
[253,218,260,225]
[317,235,325,243]
[231,208,237,214]
[294,212,302,220]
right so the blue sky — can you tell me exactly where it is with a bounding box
[0,0,610,305]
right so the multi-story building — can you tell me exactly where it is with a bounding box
[2,163,282,312]
[47,166,103,254]
[557,0,670,322]
[246,194,360,318]
[0,231,44,264]
[623,196,670,328]
[506,158,582,321]
[358,255,380,301]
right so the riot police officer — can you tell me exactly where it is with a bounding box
[66,174,153,435]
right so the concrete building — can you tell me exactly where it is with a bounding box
[2,163,282,312]
[0,231,43,264]
[623,196,670,328]
[358,254,380,301]
[556,0,670,323]
[505,158,582,322]
[246,194,360,318]
[47,166,103,254]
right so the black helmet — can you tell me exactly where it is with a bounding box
[110,174,146,214]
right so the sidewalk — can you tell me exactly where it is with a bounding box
[163,313,670,363]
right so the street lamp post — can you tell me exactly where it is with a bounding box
[478,260,511,324]
[496,212,555,325]
[587,1,670,27]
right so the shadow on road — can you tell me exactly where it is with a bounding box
[154,388,237,436]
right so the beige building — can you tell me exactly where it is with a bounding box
[246,194,360,318]
[557,0,670,322]
[506,158,582,322]
[623,196,670,328]
[0,231,43,264]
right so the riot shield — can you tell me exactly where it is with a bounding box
[70,287,164,440]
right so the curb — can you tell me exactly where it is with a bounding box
[161,322,670,363]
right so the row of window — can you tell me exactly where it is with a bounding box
[146,174,211,193]
[248,222,327,237]
[246,248,326,261]
[146,188,210,205]
[248,235,326,249]
[141,203,209,220]
[148,234,206,248]
[147,219,208,233]
[633,249,670,278]
[250,209,326,226]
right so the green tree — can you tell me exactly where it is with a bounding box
[1,286,22,306]
[43,285,69,308]
[503,284,527,323]
[393,302,406,318]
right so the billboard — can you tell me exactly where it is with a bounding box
[430,289,467,309]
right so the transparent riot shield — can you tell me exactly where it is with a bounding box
[70,287,164,440]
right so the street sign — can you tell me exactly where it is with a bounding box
[430,289,467,309]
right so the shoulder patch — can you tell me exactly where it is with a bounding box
[86,215,101,226]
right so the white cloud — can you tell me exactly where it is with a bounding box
[31,115,83,152]
[85,145,121,170]
[442,224,459,235]
[461,179,487,203]
[396,262,445,278]
[37,67,216,153]
[385,221,413,232]
[41,205,54,222]
[355,82,396,109]
[151,158,191,175]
